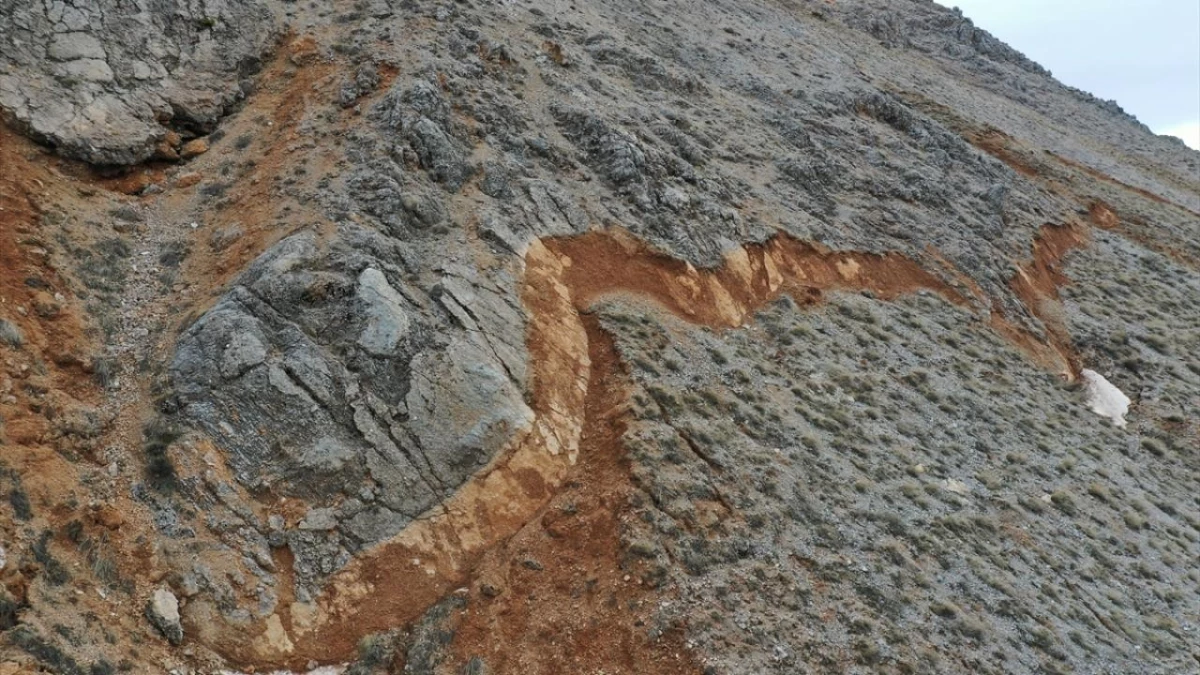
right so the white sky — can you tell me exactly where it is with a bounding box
[936,0,1200,149]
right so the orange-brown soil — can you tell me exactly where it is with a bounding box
[0,127,100,449]
[440,316,699,675]
[963,127,1198,271]
[547,228,970,327]
[164,34,344,318]
[1044,150,1200,217]
[0,126,180,671]
[969,128,1041,179]
[3,97,1101,670]
[1008,222,1090,377]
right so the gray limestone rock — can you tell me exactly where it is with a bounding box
[405,337,533,485]
[146,587,183,645]
[409,116,474,190]
[0,0,278,164]
[218,324,268,380]
[356,268,412,357]
[169,220,535,595]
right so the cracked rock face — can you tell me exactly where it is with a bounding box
[170,225,534,593]
[0,0,277,164]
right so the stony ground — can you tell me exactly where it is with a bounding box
[0,1,1197,673]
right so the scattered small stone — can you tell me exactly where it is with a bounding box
[208,224,245,252]
[181,138,210,159]
[298,508,338,531]
[175,172,203,188]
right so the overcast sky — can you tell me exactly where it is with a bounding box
[937,0,1200,149]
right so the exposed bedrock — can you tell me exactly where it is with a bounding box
[0,0,278,164]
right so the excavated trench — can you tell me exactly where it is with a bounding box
[237,224,1092,669]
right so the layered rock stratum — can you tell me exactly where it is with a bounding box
[0,1,1197,673]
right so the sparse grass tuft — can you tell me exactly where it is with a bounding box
[143,422,181,491]
[8,625,85,674]
[77,237,131,294]
[109,204,143,223]
[93,356,118,389]
[32,530,71,586]
[0,589,21,630]
[9,481,32,521]
[0,318,22,348]
[158,240,190,268]
[346,632,394,675]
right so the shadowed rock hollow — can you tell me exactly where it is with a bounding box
[0,1,1197,674]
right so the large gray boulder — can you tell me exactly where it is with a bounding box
[169,225,534,591]
[0,0,277,164]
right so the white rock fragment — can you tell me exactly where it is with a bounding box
[146,586,184,645]
[1080,369,1131,428]
[943,478,969,495]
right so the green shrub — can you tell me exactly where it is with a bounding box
[346,632,393,675]
[0,590,21,629]
[143,422,181,491]
[9,483,32,521]
[93,357,118,389]
[32,530,71,586]
[0,319,22,348]
[8,625,85,674]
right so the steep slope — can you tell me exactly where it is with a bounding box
[0,1,1197,673]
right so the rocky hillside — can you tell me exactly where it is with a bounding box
[0,0,1197,673]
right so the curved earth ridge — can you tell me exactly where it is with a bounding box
[237,222,1095,667]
